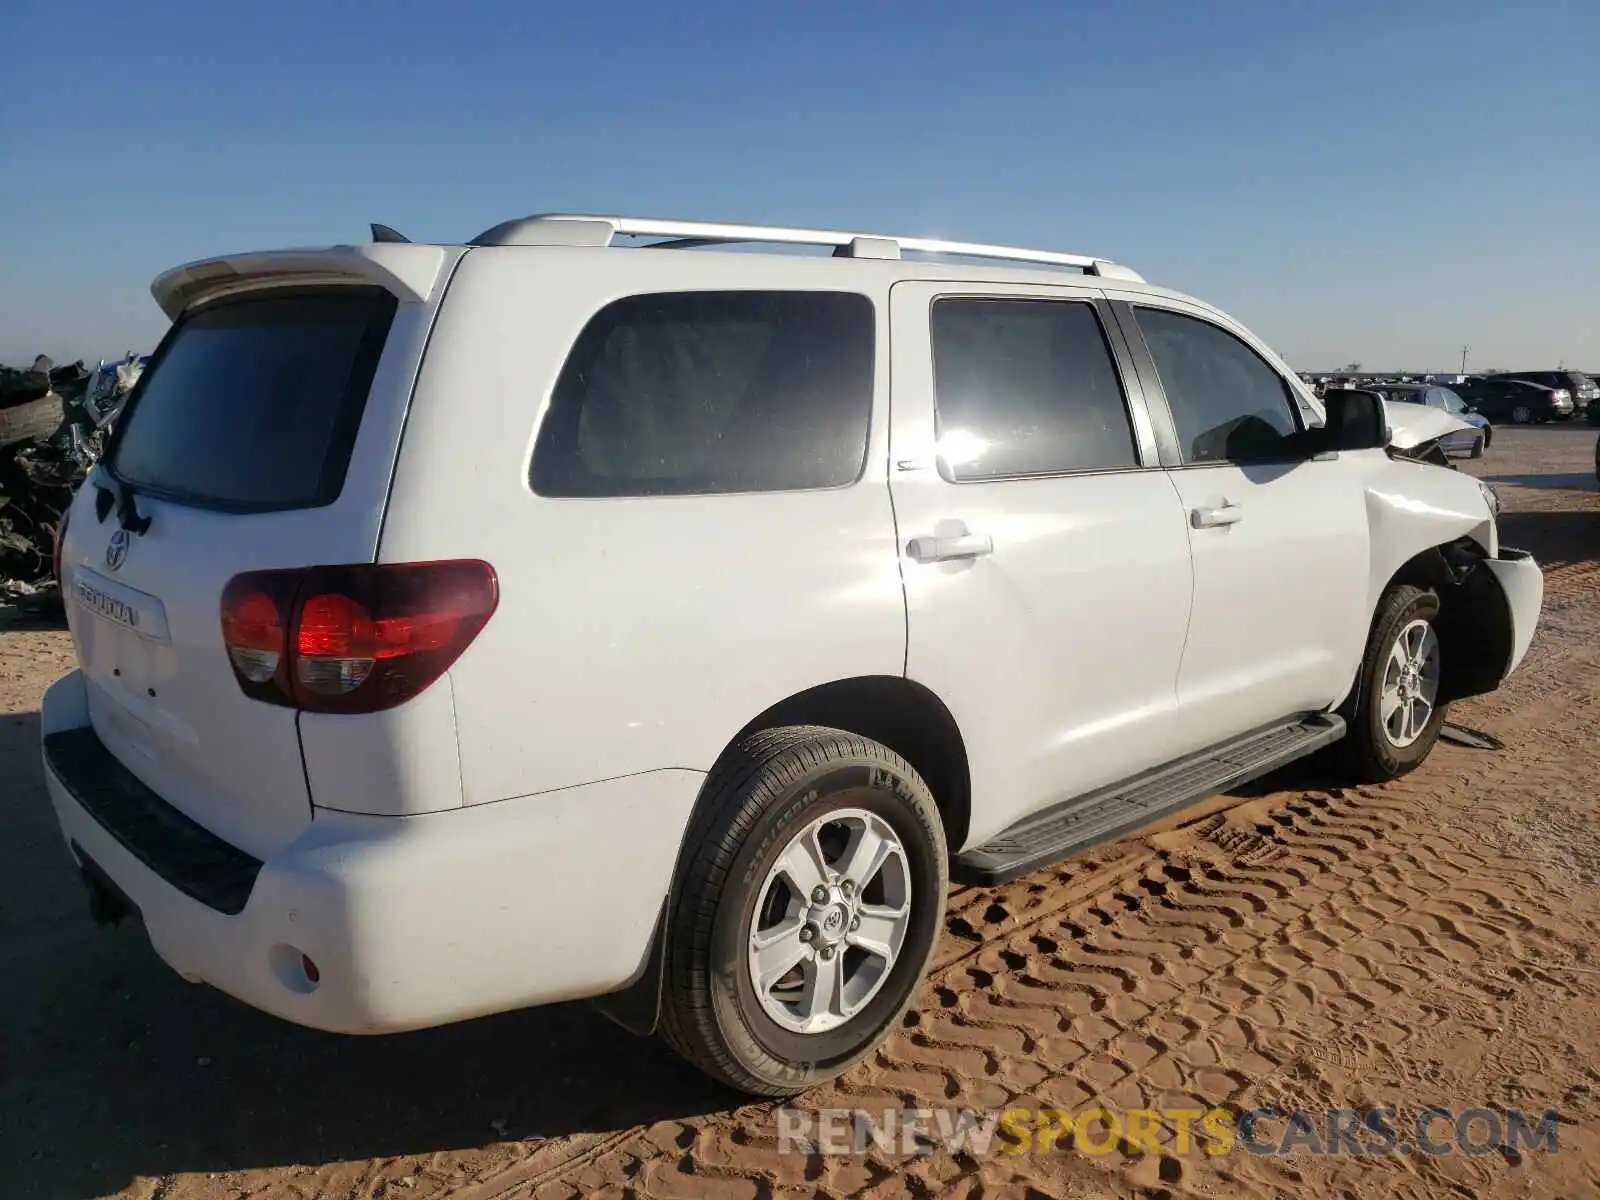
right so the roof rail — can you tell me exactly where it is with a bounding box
[468,214,1145,282]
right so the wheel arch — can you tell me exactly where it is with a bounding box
[591,674,971,1036]
[1343,538,1515,716]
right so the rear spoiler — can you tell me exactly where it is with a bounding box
[151,244,453,320]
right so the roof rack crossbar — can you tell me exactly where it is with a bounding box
[468,214,1144,281]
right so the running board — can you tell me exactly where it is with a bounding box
[954,714,1346,885]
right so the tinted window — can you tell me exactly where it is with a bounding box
[110,289,396,511]
[1134,308,1300,463]
[531,291,873,497]
[928,298,1137,480]
[1438,389,1468,414]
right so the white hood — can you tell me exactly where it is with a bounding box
[1382,401,1474,452]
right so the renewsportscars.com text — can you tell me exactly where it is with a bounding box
[775,1106,1562,1158]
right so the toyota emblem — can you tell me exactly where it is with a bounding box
[105,529,130,572]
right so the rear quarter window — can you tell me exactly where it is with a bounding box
[530,291,875,497]
[110,288,397,512]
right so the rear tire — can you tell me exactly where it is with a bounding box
[1339,585,1447,782]
[659,726,947,1096]
[1511,405,1532,424]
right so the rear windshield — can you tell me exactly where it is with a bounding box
[110,288,397,511]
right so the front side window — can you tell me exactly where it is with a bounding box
[928,298,1138,481]
[531,291,874,497]
[1134,308,1301,464]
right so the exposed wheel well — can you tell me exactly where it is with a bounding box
[1380,540,1513,705]
[733,676,972,853]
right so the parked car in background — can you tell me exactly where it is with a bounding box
[1453,376,1574,424]
[1483,371,1596,418]
[1373,383,1490,457]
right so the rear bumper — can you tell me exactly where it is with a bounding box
[1483,548,1543,678]
[40,670,703,1034]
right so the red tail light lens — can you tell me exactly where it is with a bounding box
[221,591,284,683]
[220,561,498,713]
[52,508,70,589]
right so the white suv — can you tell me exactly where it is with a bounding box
[42,214,1543,1096]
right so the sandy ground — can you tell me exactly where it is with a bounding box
[2,426,1597,1200]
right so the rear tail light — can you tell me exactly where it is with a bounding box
[52,508,70,589]
[1552,389,1571,401]
[220,561,498,713]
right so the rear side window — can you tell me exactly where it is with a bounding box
[530,291,874,497]
[110,288,396,511]
[928,298,1138,481]
[1134,307,1300,464]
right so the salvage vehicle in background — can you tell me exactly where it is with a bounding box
[1454,375,1574,424]
[1370,383,1491,457]
[41,214,1544,1097]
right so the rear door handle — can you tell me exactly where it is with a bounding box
[907,532,994,563]
[1190,502,1243,529]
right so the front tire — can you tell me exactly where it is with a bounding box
[659,726,947,1096]
[1339,585,1448,781]
[1470,433,1485,459]
[1511,405,1532,424]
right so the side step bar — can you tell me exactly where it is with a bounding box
[954,714,1346,885]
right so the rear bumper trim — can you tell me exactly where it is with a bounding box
[44,728,262,915]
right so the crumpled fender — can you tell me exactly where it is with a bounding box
[1361,456,1497,618]
[1383,401,1476,452]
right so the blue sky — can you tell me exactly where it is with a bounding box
[2,0,1595,370]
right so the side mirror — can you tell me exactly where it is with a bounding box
[1320,389,1389,451]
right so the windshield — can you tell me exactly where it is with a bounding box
[110,288,397,512]
[1438,389,1467,414]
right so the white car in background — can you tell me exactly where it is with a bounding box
[42,214,1544,1096]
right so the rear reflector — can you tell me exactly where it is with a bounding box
[220,561,498,713]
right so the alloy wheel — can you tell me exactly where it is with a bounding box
[747,809,912,1034]
[1380,618,1441,748]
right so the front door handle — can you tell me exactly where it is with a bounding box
[907,532,994,563]
[1191,501,1243,529]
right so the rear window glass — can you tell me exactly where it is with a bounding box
[110,288,397,511]
[530,291,874,497]
[929,298,1138,480]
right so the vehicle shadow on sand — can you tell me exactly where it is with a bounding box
[1483,471,1598,494]
[0,710,737,1199]
[1496,508,1600,570]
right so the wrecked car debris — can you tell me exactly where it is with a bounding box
[0,353,143,610]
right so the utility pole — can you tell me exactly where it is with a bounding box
[1460,345,1469,375]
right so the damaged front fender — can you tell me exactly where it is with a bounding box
[1363,463,1498,617]
[1348,454,1541,709]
